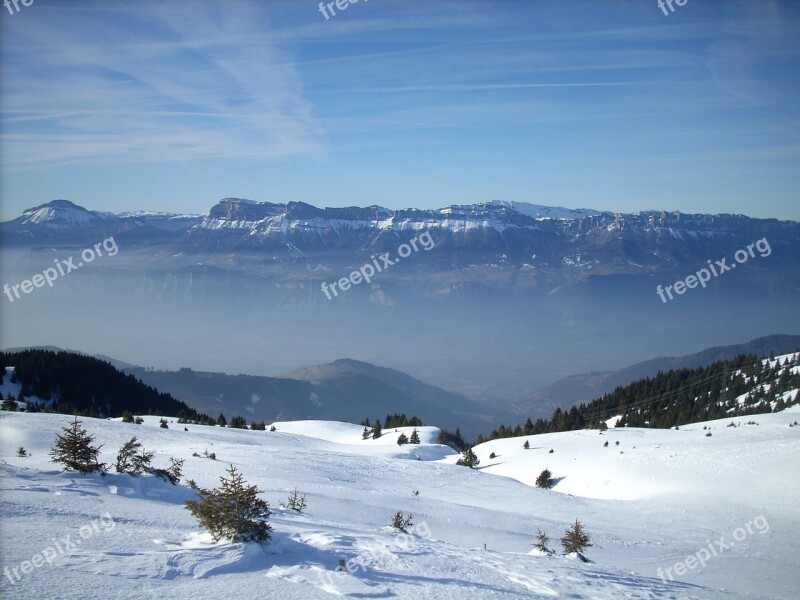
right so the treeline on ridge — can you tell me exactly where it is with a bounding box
[1,349,214,423]
[477,352,800,444]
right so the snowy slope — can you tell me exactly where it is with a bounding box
[487,200,601,220]
[1,411,798,599]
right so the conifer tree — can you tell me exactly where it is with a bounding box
[456,447,480,468]
[372,419,382,439]
[115,436,154,475]
[152,457,184,485]
[2,394,18,411]
[561,519,592,554]
[409,428,420,444]
[533,529,552,554]
[49,417,105,474]
[279,487,308,512]
[185,465,272,543]
[535,468,554,489]
[391,511,413,531]
[229,415,248,429]
[397,433,409,445]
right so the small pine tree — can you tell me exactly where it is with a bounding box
[362,426,370,440]
[523,440,530,449]
[279,487,308,512]
[185,465,272,543]
[533,529,552,554]
[373,420,382,439]
[152,457,185,485]
[2,394,18,411]
[489,452,496,459]
[134,416,144,425]
[49,417,105,474]
[115,437,154,475]
[269,424,276,432]
[121,411,134,423]
[17,446,27,457]
[229,415,248,429]
[456,447,480,468]
[391,511,413,531]
[561,519,592,554]
[159,418,169,429]
[535,468,554,489]
[603,441,609,447]
[409,428,420,444]
[397,433,409,445]
[217,413,227,427]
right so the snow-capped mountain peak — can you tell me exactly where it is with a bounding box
[18,199,114,228]
[486,200,600,220]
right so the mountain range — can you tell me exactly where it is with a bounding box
[3,199,798,278]
[2,198,798,400]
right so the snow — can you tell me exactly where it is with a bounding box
[0,367,49,408]
[18,200,112,227]
[196,199,602,239]
[1,410,798,599]
[486,200,601,220]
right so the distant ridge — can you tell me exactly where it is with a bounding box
[514,334,800,416]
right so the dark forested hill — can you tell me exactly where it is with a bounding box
[0,349,212,421]
[478,351,800,444]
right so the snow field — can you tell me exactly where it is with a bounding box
[1,409,798,599]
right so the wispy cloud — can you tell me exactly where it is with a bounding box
[1,1,325,169]
[1,0,798,220]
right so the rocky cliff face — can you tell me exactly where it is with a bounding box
[3,198,797,280]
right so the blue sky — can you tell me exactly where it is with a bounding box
[1,0,799,220]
